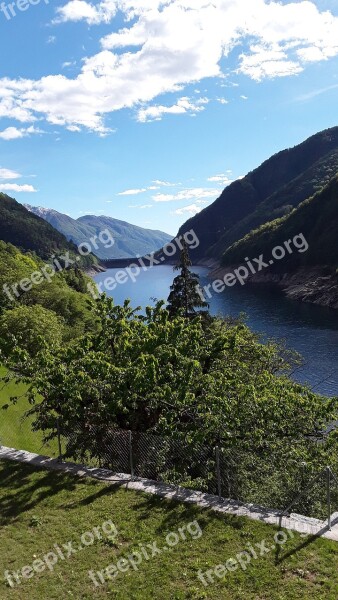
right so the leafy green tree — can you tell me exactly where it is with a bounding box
[0,241,98,340]
[4,295,335,447]
[0,305,63,357]
[3,296,338,511]
[167,241,209,318]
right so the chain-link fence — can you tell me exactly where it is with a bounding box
[57,424,218,494]
[1,410,338,523]
[55,423,338,522]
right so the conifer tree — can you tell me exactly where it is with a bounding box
[167,240,209,318]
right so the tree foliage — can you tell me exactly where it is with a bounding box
[0,305,63,357]
[0,241,98,343]
[167,242,209,318]
[3,296,338,512]
[4,296,336,458]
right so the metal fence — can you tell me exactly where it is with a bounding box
[55,422,338,524]
[57,424,218,494]
[1,411,338,525]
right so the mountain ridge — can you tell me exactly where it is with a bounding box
[177,126,338,263]
[24,205,173,260]
[0,193,80,260]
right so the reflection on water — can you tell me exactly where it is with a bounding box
[94,266,338,396]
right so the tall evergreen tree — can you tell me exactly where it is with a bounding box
[167,241,209,318]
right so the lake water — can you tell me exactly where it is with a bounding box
[94,266,338,397]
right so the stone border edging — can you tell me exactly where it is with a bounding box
[1,445,337,541]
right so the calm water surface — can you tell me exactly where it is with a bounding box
[94,266,338,396]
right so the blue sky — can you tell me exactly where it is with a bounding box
[1,0,338,236]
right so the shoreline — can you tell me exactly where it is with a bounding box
[86,258,338,311]
[84,264,107,277]
[209,264,338,311]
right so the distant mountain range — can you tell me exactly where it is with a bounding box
[177,126,338,265]
[24,206,172,260]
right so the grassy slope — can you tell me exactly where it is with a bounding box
[0,368,57,456]
[1,459,338,600]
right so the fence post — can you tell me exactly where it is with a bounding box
[129,430,134,478]
[56,418,62,464]
[215,446,222,500]
[326,466,332,531]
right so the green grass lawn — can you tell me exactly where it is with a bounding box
[0,368,58,456]
[1,459,338,600]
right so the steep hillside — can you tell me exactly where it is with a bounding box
[210,147,338,260]
[0,193,79,260]
[177,126,338,262]
[222,174,338,269]
[25,206,172,259]
[214,176,338,309]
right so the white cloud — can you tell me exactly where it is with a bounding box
[55,0,117,25]
[153,187,221,202]
[0,167,21,179]
[296,46,326,62]
[137,97,209,123]
[174,204,202,216]
[239,46,302,80]
[217,98,229,105]
[240,95,248,100]
[0,90,37,123]
[62,61,77,68]
[67,125,82,132]
[128,204,153,209]
[119,182,179,196]
[0,183,37,192]
[1,0,338,132]
[152,180,180,187]
[0,126,44,140]
[47,36,57,44]
[207,174,233,185]
[219,81,239,88]
[118,188,148,196]
[173,199,210,216]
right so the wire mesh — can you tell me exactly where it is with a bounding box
[2,413,338,521]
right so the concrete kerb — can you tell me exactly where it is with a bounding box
[1,445,338,541]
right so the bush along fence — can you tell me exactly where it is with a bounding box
[50,420,338,526]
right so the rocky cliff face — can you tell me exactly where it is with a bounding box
[274,268,338,309]
[210,265,338,310]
